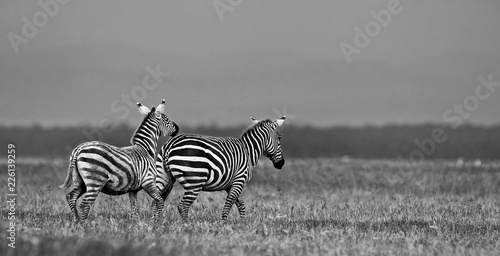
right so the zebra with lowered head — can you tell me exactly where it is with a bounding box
[59,99,179,222]
[154,116,285,221]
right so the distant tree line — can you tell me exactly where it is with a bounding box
[1,123,499,160]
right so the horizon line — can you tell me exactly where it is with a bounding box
[1,121,500,129]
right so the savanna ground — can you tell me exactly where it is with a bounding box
[1,157,500,256]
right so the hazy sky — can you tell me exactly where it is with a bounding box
[1,0,499,127]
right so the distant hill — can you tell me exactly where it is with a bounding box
[1,124,499,161]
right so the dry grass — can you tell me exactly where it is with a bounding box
[1,158,500,255]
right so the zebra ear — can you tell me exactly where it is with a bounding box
[137,102,150,115]
[276,116,286,127]
[156,99,166,114]
[250,117,259,124]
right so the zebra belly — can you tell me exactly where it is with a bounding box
[169,167,231,191]
[170,166,231,192]
[100,178,139,195]
[202,168,233,191]
[100,186,132,196]
[167,149,232,192]
[170,166,209,190]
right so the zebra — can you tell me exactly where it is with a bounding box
[153,116,285,221]
[59,100,179,222]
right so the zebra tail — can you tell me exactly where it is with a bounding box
[59,149,78,189]
[157,147,175,194]
[163,169,175,194]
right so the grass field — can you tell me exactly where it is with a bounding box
[1,157,500,255]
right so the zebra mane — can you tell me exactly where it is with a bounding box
[241,119,273,137]
[130,107,157,145]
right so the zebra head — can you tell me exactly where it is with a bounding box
[251,116,286,169]
[137,99,179,137]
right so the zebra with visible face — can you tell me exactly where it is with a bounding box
[59,100,179,222]
[154,116,285,221]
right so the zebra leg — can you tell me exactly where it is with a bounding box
[150,178,175,219]
[221,184,244,221]
[143,183,164,223]
[65,184,85,222]
[78,184,104,222]
[225,188,246,219]
[128,191,139,217]
[234,196,246,219]
[65,170,85,222]
[177,188,202,221]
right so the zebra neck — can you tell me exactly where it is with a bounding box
[240,132,264,167]
[130,120,160,157]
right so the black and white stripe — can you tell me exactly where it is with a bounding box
[155,117,285,221]
[59,100,179,222]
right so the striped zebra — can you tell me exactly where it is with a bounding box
[154,116,285,221]
[59,100,179,222]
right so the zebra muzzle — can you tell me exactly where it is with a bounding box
[273,159,285,169]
